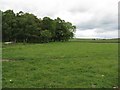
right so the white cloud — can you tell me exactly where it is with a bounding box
[0,0,119,38]
[75,29,118,39]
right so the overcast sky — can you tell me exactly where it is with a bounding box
[0,0,119,38]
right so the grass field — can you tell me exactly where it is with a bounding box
[2,40,118,88]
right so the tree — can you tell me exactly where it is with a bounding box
[40,30,52,43]
[54,17,76,41]
[2,10,16,42]
[16,12,41,43]
[41,17,56,41]
[2,10,76,43]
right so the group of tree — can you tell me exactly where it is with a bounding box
[2,10,76,43]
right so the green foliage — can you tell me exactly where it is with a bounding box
[2,10,76,43]
[2,41,118,88]
[40,30,52,43]
[2,10,16,41]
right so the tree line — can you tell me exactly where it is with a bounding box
[2,10,76,43]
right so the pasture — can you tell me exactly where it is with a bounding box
[2,40,118,88]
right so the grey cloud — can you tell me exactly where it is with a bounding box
[76,14,117,31]
[0,0,118,39]
[69,7,89,13]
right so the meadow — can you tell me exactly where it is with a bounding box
[2,40,118,88]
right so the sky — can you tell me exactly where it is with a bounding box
[0,0,119,39]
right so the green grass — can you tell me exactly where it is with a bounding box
[2,41,118,88]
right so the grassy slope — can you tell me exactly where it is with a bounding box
[2,41,118,88]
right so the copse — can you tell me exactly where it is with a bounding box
[2,10,76,43]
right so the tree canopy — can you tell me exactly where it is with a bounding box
[2,10,76,43]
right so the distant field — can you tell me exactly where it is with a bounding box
[69,38,119,43]
[2,40,118,88]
